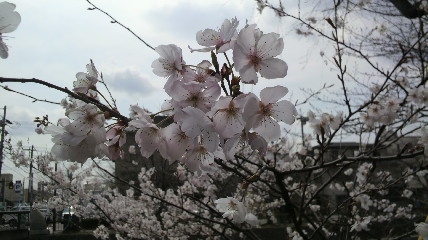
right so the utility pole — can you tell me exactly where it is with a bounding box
[299,116,309,147]
[29,145,34,208]
[0,106,6,208]
[52,162,57,232]
[0,106,7,176]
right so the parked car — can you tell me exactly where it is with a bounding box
[61,206,75,224]
[1,212,29,227]
[10,205,31,212]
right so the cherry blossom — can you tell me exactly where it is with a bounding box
[182,60,218,85]
[233,24,288,84]
[169,80,221,113]
[134,122,165,158]
[151,44,185,94]
[73,60,99,94]
[106,125,127,160]
[45,123,106,163]
[214,197,247,223]
[243,86,297,141]
[65,103,105,138]
[209,95,247,139]
[190,17,238,53]
[162,122,193,161]
[0,1,20,59]
[151,44,184,78]
[179,106,219,152]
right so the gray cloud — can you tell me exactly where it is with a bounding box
[103,68,156,98]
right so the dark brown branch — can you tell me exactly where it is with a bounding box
[388,0,427,19]
[0,77,130,124]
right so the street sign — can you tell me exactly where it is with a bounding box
[15,180,22,193]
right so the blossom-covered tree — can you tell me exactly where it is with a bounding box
[1,0,427,239]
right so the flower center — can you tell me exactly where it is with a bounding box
[249,53,261,68]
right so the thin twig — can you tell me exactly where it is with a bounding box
[1,85,60,105]
[86,0,155,51]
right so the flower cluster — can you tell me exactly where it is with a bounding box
[40,18,297,227]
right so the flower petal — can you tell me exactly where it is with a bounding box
[257,33,283,59]
[252,116,281,141]
[271,100,297,124]
[259,58,288,79]
[260,86,288,104]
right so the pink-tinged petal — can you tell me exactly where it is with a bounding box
[106,127,118,140]
[118,133,126,146]
[210,96,232,113]
[202,129,220,152]
[152,59,173,77]
[213,147,226,161]
[232,45,250,71]
[260,86,288,104]
[217,41,235,53]
[106,134,120,146]
[64,121,90,136]
[257,33,284,59]
[247,132,267,156]
[223,134,246,160]
[213,111,244,139]
[252,116,281,141]
[242,94,260,127]
[167,80,190,101]
[259,58,288,79]
[66,110,86,121]
[236,24,256,55]
[181,149,201,172]
[154,44,181,60]
[196,29,220,47]
[271,100,297,124]
[135,127,161,158]
[239,64,258,84]
[163,123,193,160]
[108,145,122,161]
[219,18,239,42]
[61,132,87,146]
[181,107,210,137]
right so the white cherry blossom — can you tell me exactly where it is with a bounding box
[151,44,184,78]
[209,95,247,139]
[215,197,247,223]
[162,122,193,161]
[190,17,238,53]
[73,60,99,94]
[243,87,297,141]
[233,24,288,84]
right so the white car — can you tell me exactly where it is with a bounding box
[61,206,75,223]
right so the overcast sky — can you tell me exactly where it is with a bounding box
[0,0,338,181]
